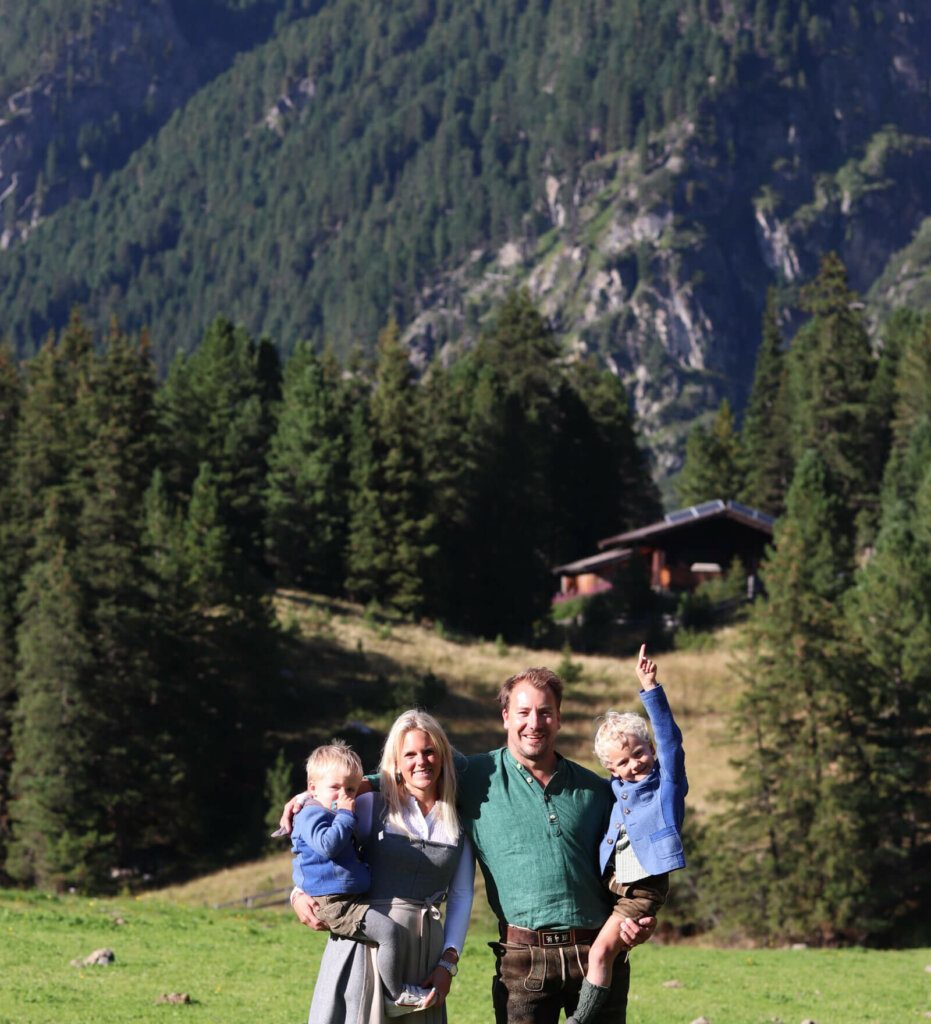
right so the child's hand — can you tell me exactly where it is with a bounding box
[334,794,356,813]
[636,643,658,690]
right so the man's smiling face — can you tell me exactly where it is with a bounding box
[502,680,561,767]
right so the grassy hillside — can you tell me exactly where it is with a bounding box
[269,589,744,815]
[2,888,928,1024]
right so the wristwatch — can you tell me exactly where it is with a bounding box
[436,957,458,977]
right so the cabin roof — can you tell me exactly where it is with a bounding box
[552,547,632,576]
[598,500,775,549]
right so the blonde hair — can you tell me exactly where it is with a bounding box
[306,739,364,785]
[379,710,460,840]
[593,711,652,767]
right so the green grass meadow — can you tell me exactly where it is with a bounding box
[2,889,929,1024]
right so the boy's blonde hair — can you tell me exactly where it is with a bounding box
[380,709,460,840]
[593,710,652,767]
[306,739,364,785]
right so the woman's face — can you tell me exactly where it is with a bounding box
[397,728,441,800]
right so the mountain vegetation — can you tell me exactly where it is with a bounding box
[1,0,930,478]
[0,1,928,947]
[681,256,931,944]
[0,289,657,890]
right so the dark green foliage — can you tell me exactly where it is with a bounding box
[346,321,433,616]
[842,418,931,939]
[710,450,863,941]
[7,528,109,889]
[265,343,350,591]
[422,291,561,639]
[263,748,295,848]
[420,290,656,640]
[0,347,22,878]
[157,316,278,584]
[677,398,743,506]
[789,253,877,538]
[0,0,799,364]
[889,312,931,457]
[739,290,793,517]
[677,555,747,628]
[1,313,282,887]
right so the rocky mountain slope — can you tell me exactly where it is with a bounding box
[0,0,929,480]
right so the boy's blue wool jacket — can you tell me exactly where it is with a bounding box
[597,684,688,878]
[291,802,371,895]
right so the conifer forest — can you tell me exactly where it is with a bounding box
[0,0,929,946]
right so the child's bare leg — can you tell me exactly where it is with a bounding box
[567,917,629,1024]
[586,913,630,987]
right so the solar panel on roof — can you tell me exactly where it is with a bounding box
[728,501,776,527]
[694,499,725,515]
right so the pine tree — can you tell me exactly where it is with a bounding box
[710,450,862,941]
[7,510,112,889]
[677,398,743,506]
[550,363,660,561]
[69,323,164,869]
[345,321,432,616]
[5,316,98,885]
[890,312,931,457]
[842,418,931,938]
[157,316,273,575]
[789,253,876,537]
[265,342,350,591]
[740,290,793,516]
[454,291,563,639]
[0,345,21,877]
[183,462,234,608]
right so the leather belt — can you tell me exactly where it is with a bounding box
[504,924,599,947]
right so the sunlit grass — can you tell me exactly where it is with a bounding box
[3,889,927,1024]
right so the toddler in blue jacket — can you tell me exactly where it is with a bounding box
[568,645,688,1024]
[291,740,436,1016]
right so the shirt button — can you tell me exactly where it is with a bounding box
[526,776,534,784]
[621,793,628,800]
[624,808,631,815]
[614,823,622,830]
[606,837,614,845]
[549,814,557,822]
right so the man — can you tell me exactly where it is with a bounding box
[287,666,653,1022]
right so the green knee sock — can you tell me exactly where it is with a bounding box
[566,978,611,1024]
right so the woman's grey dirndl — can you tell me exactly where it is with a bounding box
[308,799,463,1024]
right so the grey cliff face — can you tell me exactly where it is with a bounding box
[405,0,931,482]
[0,0,199,249]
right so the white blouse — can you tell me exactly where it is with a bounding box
[366,793,474,956]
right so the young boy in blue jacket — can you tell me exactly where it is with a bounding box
[291,741,436,1016]
[567,645,688,1024]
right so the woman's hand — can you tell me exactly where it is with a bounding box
[292,891,329,931]
[278,792,309,834]
[421,966,452,1006]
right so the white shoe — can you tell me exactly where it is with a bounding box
[384,985,437,1017]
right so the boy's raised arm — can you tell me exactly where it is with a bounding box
[636,643,659,691]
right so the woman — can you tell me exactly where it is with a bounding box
[293,710,474,1023]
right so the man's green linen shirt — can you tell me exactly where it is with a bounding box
[455,748,614,930]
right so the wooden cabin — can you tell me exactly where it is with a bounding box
[555,499,774,598]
